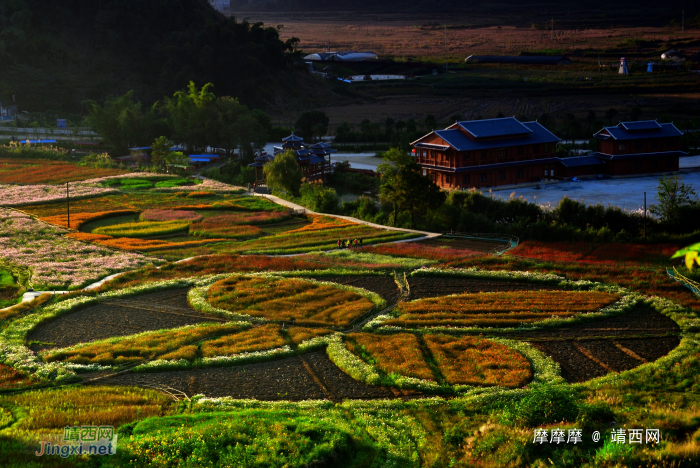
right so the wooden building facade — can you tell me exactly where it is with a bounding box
[591,121,685,176]
[411,117,561,189]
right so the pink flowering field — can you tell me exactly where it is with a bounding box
[0,209,151,289]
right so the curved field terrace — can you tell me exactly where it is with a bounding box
[27,288,218,350]
[91,350,398,401]
[407,276,561,299]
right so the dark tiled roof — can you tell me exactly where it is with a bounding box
[282,133,304,142]
[557,156,605,167]
[620,121,661,131]
[595,122,682,141]
[456,117,532,139]
[416,121,559,152]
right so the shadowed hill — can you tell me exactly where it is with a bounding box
[0,0,293,112]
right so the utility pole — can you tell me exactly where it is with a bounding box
[643,192,647,241]
[551,18,554,42]
[66,182,70,229]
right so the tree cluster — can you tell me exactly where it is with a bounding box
[85,83,271,160]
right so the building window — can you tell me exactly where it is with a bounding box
[481,150,488,159]
[533,144,540,154]
[517,146,524,156]
[634,141,642,150]
[618,143,626,151]
[634,162,642,170]
[463,173,470,184]
[423,169,427,176]
[497,170,506,180]
[446,174,451,184]
[480,172,487,182]
[651,139,658,149]
[497,148,507,160]
[517,169,524,178]
[650,160,658,169]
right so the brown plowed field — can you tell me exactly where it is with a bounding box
[307,275,401,302]
[92,350,396,400]
[408,276,559,299]
[28,288,219,350]
[518,306,681,383]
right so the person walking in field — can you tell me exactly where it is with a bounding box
[337,239,341,249]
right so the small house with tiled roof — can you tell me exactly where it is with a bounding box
[411,117,561,189]
[249,133,336,184]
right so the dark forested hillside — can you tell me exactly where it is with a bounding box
[0,0,293,112]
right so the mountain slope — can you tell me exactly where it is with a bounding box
[0,0,291,112]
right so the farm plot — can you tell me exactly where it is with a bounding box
[0,158,127,184]
[42,322,246,365]
[424,334,532,388]
[27,288,217,350]
[305,275,401,302]
[346,333,435,380]
[386,290,620,329]
[92,350,395,400]
[362,239,487,262]
[407,276,560,299]
[510,305,682,382]
[0,208,149,289]
[206,275,380,327]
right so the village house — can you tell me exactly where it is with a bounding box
[411,117,561,189]
[249,133,336,185]
[588,120,685,176]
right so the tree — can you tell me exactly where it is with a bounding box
[650,174,698,225]
[377,148,445,227]
[165,82,217,152]
[605,108,619,125]
[295,111,329,141]
[263,150,302,196]
[85,91,161,155]
[150,136,173,168]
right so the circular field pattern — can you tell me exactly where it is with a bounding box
[12,266,687,401]
[206,275,381,327]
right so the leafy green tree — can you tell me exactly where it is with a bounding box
[263,150,302,196]
[378,148,445,227]
[650,174,698,225]
[295,111,329,141]
[165,82,217,152]
[605,108,618,125]
[151,136,173,168]
[85,91,161,155]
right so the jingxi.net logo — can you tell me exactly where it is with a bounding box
[35,425,117,458]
